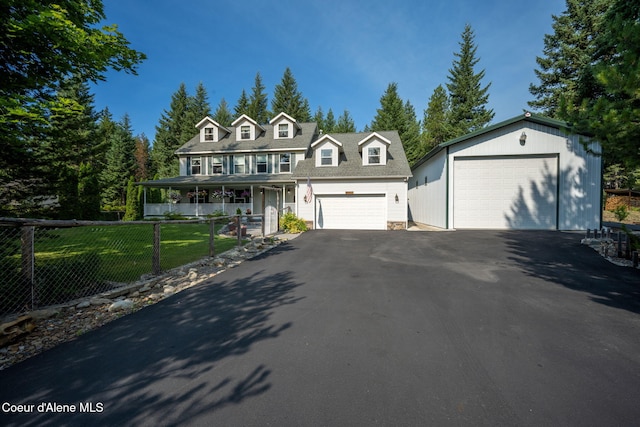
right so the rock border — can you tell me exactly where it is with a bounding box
[0,236,287,370]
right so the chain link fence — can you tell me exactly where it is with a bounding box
[0,216,256,318]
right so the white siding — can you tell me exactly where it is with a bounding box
[297,179,408,229]
[409,149,447,228]
[410,120,602,230]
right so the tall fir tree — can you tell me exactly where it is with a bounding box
[529,0,609,118]
[77,162,101,219]
[324,109,337,133]
[123,176,140,221]
[151,83,190,178]
[370,83,406,131]
[271,67,311,121]
[423,84,453,150]
[402,101,423,165]
[370,83,422,161]
[101,115,136,207]
[313,106,325,131]
[182,82,211,142]
[247,72,270,124]
[213,98,233,127]
[446,24,494,137]
[334,110,357,133]
[234,90,250,118]
[565,0,640,168]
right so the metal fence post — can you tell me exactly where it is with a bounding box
[152,223,161,275]
[21,225,35,309]
[209,218,215,257]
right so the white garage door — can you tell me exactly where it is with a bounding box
[453,155,558,229]
[316,195,386,230]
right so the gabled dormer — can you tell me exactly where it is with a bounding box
[195,116,230,143]
[269,112,301,139]
[311,134,343,167]
[358,132,391,166]
[231,114,265,141]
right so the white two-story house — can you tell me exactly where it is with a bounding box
[140,112,412,230]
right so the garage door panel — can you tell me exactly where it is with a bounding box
[453,156,558,229]
[316,195,386,230]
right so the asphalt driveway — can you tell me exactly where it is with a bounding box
[1,230,639,426]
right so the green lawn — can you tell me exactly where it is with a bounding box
[34,222,239,283]
[2,221,241,314]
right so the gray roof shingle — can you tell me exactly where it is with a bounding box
[176,122,318,154]
[291,130,412,179]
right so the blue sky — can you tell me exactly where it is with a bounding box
[91,0,566,141]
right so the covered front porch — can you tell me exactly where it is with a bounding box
[139,178,296,219]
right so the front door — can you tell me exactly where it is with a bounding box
[262,188,279,235]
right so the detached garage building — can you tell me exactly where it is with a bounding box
[409,114,602,230]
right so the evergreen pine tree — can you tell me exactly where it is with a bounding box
[324,109,337,133]
[528,0,609,117]
[271,67,311,121]
[213,98,233,127]
[151,83,189,178]
[402,101,423,165]
[123,176,140,221]
[335,110,357,133]
[44,75,100,219]
[182,82,211,142]
[566,0,640,168]
[446,24,494,137]
[234,90,250,118]
[247,72,269,123]
[77,162,101,220]
[313,106,326,131]
[423,84,453,150]
[101,115,136,207]
[370,83,406,132]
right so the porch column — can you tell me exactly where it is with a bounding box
[222,185,225,213]
[195,185,199,217]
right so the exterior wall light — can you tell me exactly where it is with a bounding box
[519,131,527,146]
[395,194,399,203]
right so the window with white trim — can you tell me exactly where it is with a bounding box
[211,156,223,174]
[368,147,380,164]
[190,157,201,175]
[280,153,291,172]
[204,127,214,141]
[233,155,245,174]
[321,149,333,166]
[278,123,288,138]
[256,155,267,173]
[240,125,250,140]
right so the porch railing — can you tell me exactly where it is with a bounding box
[145,203,252,217]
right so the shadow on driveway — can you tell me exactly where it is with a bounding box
[498,230,640,314]
[0,244,303,426]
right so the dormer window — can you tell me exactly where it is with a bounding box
[269,112,300,139]
[240,126,251,140]
[368,147,380,164]
[196,117,230,143]
[359,132,390,166]
[321,149,333,166]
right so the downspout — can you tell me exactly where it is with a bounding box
[445,147,450,229]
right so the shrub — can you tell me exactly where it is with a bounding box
[614,205,629,222]
[163,211,188,220]
[279,212,308,233]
